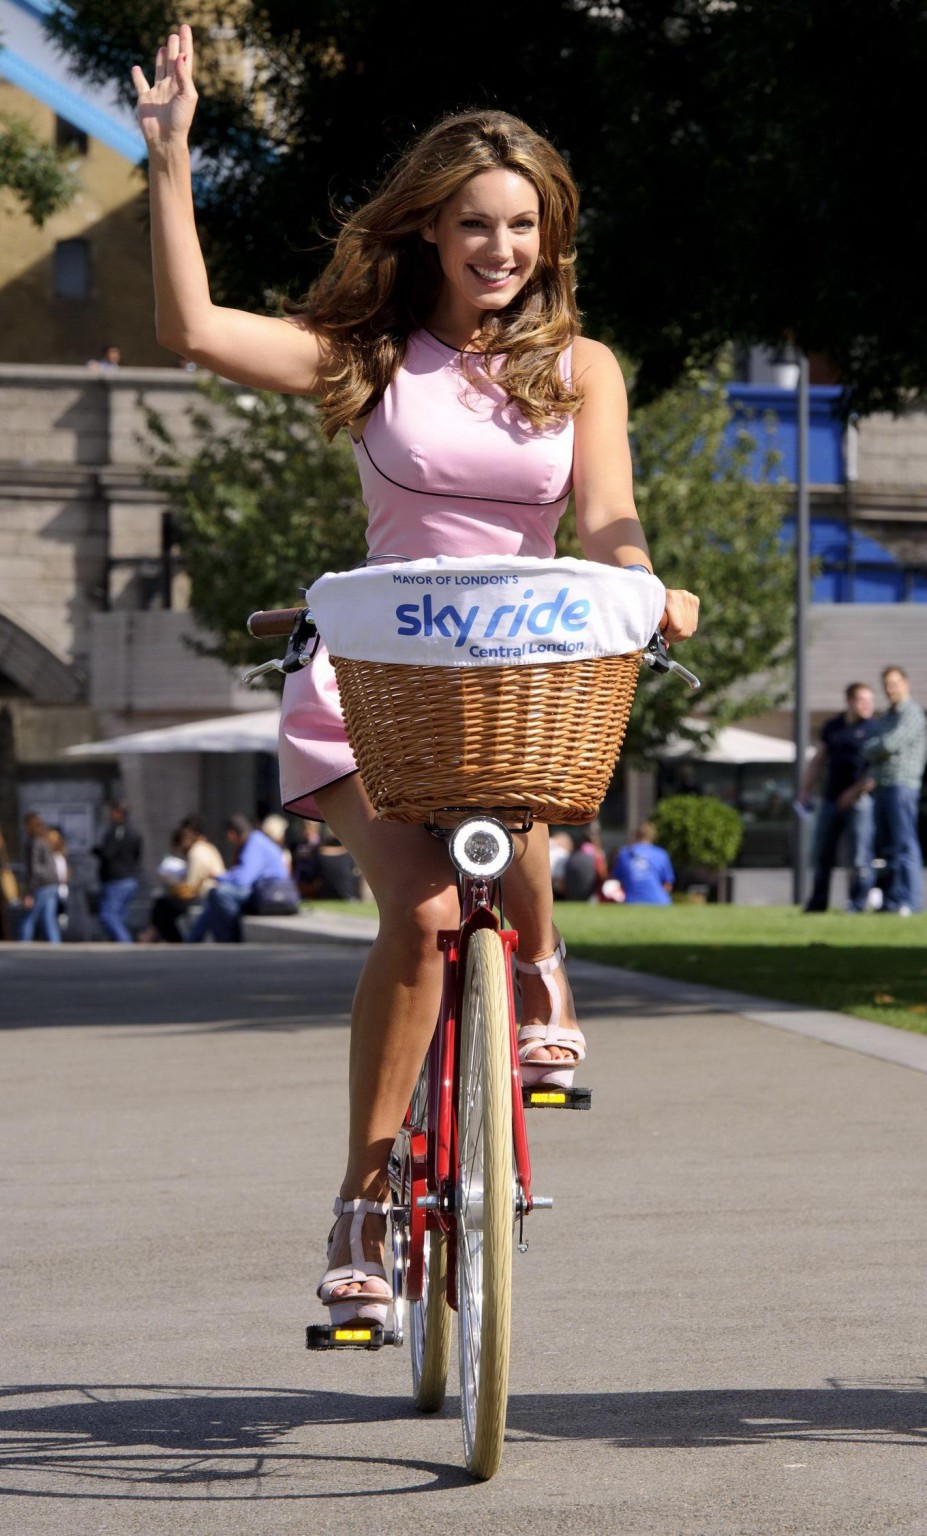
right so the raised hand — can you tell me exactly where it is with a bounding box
[131,23,198,150]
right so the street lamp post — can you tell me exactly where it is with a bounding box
[792,355,811,905]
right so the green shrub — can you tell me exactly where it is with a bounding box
[652,794,743,874]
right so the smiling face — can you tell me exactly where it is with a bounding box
[422,168,541,335]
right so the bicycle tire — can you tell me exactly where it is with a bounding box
[456,926,514,1480]
[411,1227,452,1411]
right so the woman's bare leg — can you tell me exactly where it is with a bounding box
[313,774,459,1297]
[504,822,579,1064]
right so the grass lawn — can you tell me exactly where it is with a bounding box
[312,900,927,1035]
[555,903,927,1036]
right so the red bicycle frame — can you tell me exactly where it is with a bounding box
[399,873,533,1311]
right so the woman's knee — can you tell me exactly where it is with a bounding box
[376,880,459,956]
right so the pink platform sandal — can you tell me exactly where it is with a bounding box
[316,1196,392,1327]
[514,938,587,1088]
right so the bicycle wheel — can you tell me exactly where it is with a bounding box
[456,926,514,1480]
[406,1062,453,1411]
[411,1226,452,1411]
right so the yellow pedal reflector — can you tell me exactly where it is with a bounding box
[530,1091,567,1105]
[334,1328,372,1342]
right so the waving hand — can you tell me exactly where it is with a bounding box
[131,23,198,150]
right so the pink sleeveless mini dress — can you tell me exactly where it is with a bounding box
[279,328,575,819]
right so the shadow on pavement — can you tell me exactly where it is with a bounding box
[507,1380,927,1447]
[0,1383,471,1499]
[1,1379,924,1503]
[0,947,361,1032]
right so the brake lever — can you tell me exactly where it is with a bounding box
[643,632,701,692]
[241,656,286,686]
[241,608,319,687]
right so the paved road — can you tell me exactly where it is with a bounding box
[2,942,926,1536]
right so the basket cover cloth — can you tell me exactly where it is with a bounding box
[307,556,665,669]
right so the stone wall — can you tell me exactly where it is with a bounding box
[0,366,204,679]
[0,80,165,368]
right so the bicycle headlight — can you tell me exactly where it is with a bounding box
[449,817,515,880]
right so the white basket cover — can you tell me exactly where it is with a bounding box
[308,555,665,668]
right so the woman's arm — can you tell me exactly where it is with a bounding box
[132,25,326,394]
[571,337,650,567]
[571,338,699,642]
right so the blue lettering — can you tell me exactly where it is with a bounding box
[396,603,421,635]
[453,605,480,647]
[561,599,590,632]
[483,604,516,638]
[507,589,534,638]
[421,594,480,645]
[526,587,567,636]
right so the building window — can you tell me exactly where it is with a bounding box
[55,116,88,155]
[53,239,91,301]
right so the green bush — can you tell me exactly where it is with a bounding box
[652,794,743,874]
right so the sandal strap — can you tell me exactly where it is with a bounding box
[513,936,566,978]
[517,1022,586,1062]
[327,1196,390,1285]
[318,1261,389,1293]
[331,1196,391,1219]
[513,937,567,1043]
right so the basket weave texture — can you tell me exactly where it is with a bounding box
[330,652,641,824]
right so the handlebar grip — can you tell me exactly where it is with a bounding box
[247,606,307,639]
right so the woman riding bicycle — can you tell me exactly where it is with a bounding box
[133,26,700,1331]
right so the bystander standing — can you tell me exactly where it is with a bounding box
[19,812,62,943]
[843,666,927,915]
[800,682,877,913]
[93,801,143,942]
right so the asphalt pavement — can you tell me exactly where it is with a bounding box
[2,938,926,1536]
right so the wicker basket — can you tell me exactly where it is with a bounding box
[330,651,642,824]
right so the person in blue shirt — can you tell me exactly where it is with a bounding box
[185,813,288,942]
[612,821,675,905]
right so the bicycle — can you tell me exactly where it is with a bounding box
[245,558,699,1479]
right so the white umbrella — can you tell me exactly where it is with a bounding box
[63,710,280,758]
[658,723,800,765]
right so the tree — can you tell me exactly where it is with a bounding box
[556,363,795,764]
[652,794,744,877]
[45,0,927,414]
[0,30,79,225]
[145,379,368,675]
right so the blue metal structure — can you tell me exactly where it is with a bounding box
[725,383,845,486]
[0,0,146,163]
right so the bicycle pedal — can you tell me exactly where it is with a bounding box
[522,1084,592,1110]
[306,1322,398,1351]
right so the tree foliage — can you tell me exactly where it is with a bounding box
[46,0,927,414]
[652,794,744,874]
[0,111,79,225]
[557,365,794,763]
[145,379,368,675]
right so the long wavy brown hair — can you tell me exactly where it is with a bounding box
[287,110,583,439]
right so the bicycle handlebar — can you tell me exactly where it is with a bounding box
[247,606,307,639]
[244,605,700,690]
[249,604,673,639]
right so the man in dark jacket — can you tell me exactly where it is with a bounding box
[93,800,143,942]
[19,812,62,943]
[799,682,877,912]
